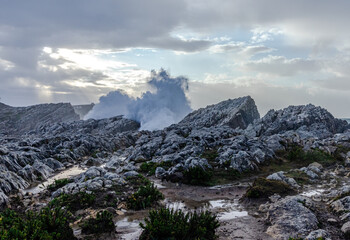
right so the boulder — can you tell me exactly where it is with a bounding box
[178,96,259,129]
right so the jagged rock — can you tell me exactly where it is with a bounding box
[155,167,166,178]
[32,160,54,180]
[300,166,319,179]
[178,96,259,129]
[123,171,139,178]
[331,196,350,213]
[341,221,350,236]
[266,196,318,240]
[184,157,211,170]
[0,190,8,207]
[42,158,65,171]
[305,229,331,240]
[246,104,348,138]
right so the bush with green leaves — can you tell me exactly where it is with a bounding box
[286,145,336,166]
[81,210,115,235]
[183,166,213,186]
[139,208,220,240]
[0,207,76,240]
[140,161,173,175]
[127,183,164,210]
[47,178,72,192]
[50,192,96,212]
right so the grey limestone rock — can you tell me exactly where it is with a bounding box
[178,96,259,129]
[305,229,331,240]
[266,196,318,240]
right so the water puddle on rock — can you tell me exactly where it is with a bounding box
[115,211,148,240]
[23,166,86,195]
[300,188,325,197]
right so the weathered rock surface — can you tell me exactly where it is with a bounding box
[246,104,348,138]
[0,115,140,206]
[0,102,80,135]
[178,96,260,129]
[305,229,331,240]
[265,196,319,239]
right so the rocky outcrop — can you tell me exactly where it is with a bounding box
[0,102,80,135]
[246,104,348,138]
[265,196,319,239]
[178,96,259,129]
[0,116,140,206]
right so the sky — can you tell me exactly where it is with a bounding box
[1,0,350,117]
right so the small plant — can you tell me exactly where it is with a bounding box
[286,145,337,166]
[140,161,173,175]
[126,174,151,187]
[201,148,219,162]
[245,177,295,198]
[183,166,213,186]
[127,183,164,210]
[0,207,76,240]
[47,178,72,192]
[50,192,96,211]
[285,170,310,185]
[140,208,220,240]
[81,210,115,235]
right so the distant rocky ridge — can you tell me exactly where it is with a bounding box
[0,102,80,135]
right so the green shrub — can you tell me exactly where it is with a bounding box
[127,183,164,210]
[286,145,336,166]
[201,148,219,162]
[140,161,173,175]
[245,177,296,198]
[81,210,115,235]
[0,207,76,240]
[50,192,96,212]
[47,179,72,192]
[126,174,151,187]
[183,166,213,186]
[139,208,220,240]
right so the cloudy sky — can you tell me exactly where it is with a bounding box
[1,0,350,117]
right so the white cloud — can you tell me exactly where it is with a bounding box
[242,55,321,77]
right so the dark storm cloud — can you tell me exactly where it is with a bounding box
[0,0,210,51]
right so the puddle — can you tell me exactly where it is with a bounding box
[116,213,147,240]
[164,198,248,221]
[23,166,86,194]
[301,189,325,197]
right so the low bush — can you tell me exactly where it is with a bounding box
[140,208,220,240]
[81,210,115,235]
[140,161,173,175]
[286,145,336,166]
[245,177,296,198]
[127,183,164,210]
[50,192,96,211]
[47,178,72,192]
[183,166,213,186]
[0,207,76,240]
